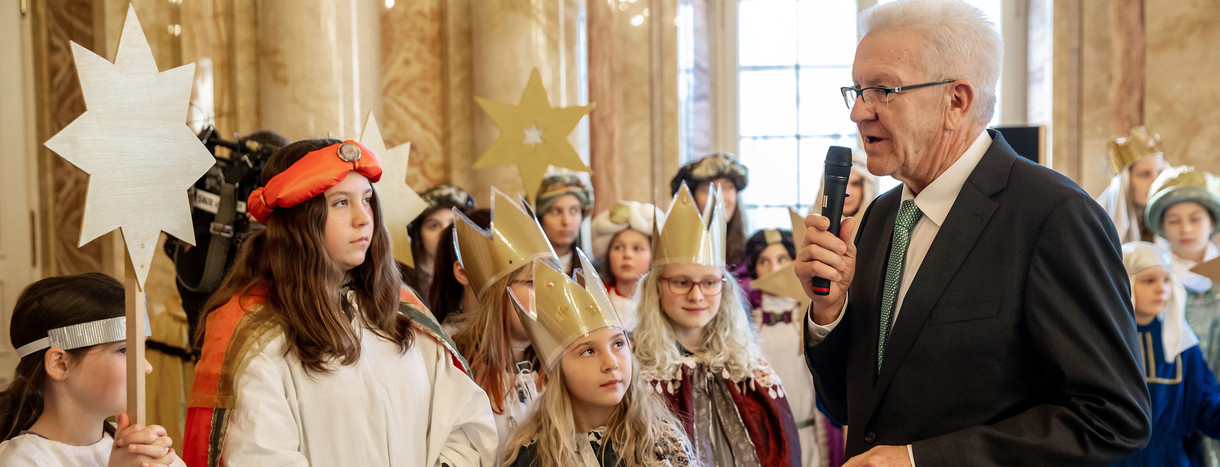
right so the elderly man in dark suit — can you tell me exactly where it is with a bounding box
[795,1,1151,465]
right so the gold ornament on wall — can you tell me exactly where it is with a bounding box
[474,67,595,202]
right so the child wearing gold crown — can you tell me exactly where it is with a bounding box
[499,253,697,466]
[1096,126,1172,243]
[632,183,801,466]
[452,189,563,440]
[183,139,497,466]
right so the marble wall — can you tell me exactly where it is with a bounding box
[35,0,105,277]
[588,0,683,210]
[1053,0,1220,197]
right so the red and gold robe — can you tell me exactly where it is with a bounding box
[646,358,801,467]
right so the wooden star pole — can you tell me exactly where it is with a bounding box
[44,6,214,424]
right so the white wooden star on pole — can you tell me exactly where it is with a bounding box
[44,5,214,290]
[358,112,428,268]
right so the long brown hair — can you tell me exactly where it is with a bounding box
[452,262,554,413]
[428,208,490,322]
[1,273,125,440]
[499,355,697,466]
[196,138,411,373]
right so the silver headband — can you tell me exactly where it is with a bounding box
[15,315,151,359]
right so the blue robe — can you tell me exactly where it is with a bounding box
[1115,318,1220,466]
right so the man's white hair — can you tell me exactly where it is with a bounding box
[861,0,1003,123]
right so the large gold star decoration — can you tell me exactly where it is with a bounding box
[44,6,214,289]
[358,112,428,268]
[475,68,595,201]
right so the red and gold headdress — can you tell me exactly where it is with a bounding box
[247,141,382,223]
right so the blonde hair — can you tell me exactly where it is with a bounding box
[453,261,555,413]
[633,264,762,383]
[499,352,696,466]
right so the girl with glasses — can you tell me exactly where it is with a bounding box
[632,183,801,467]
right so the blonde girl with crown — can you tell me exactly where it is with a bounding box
[452,189,563,440]
[499,252,697,466]
[632,183,801,466]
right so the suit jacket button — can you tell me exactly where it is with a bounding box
[864,431,877,444]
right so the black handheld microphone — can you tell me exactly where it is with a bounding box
[811,146,853,296]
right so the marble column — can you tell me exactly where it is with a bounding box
[1053,0,1220,198]
[381,0,448,191]
[257,0,382,141]
[588,0,684,211]
[1108,0,1144,136]
[34,0,105,277]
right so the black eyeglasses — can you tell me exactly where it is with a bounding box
[840,79,956,109]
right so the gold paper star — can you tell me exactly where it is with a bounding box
[475,68,595,201]
[44,6,214,289]
[358,112,428,268]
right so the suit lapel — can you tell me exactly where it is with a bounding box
[865,130,1016,417]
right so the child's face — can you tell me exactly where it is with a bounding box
[560,327,632,412]
[1132,268,1172,322]
[754,242,793,279]
[540,194,583,251]
[324,172,375,272]
[65,339,152,417]
[608,230,652,286]
[420,208,455,264]
[844,170,866,216]
[695,178,737,219]
[1129,153,1169,208]
[659,263,723,335]
[1161,201,1214,260]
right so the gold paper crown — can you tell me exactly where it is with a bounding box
[510,251,624,369]
[1106,126,1164,174]
[454,188,558,297]
[653,182,727,267]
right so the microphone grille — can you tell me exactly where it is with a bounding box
[823,146,853,179]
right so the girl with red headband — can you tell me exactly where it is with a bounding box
[183,138,497,466]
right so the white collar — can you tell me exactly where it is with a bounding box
[902,130,993,227]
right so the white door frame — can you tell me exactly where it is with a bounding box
[0,1,44,382]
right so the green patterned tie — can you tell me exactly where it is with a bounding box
[878,199,923,374]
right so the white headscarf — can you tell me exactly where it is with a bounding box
[590,201,656,260]
[1122,241,1198,363]
[1096,168,1143,244]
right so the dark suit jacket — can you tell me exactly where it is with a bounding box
[805,131,1151,465]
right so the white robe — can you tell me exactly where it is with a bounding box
[0,432,186,467]
[495,365,543,442]
[755,293,824,467]
[222,323,498,466]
